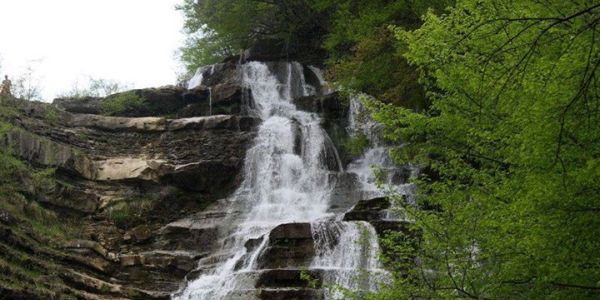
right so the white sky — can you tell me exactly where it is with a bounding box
[0,0,185,101]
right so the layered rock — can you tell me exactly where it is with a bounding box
[256,223,316,269]
[343,196,412,235]
[0,88,257,298]
[0,59,411,300]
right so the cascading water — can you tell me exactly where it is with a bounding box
[175,62,390,300]
[311,220,389,298]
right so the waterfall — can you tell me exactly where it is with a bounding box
[188,68,205,89]
[175,62,389,300]
[176,61,332,299]
[346,95,419,210]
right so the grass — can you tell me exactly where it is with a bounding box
[106,196,158,229]
[43,106,61,124]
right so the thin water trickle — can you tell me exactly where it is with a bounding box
[208,87,212,116]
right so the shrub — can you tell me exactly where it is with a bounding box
[101,91,144,115]
[342,134,370,157]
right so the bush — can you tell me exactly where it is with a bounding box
[101,91,144,115]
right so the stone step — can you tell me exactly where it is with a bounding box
[222,288,324,300]
[256,223,315,269]
[256,269,322,289]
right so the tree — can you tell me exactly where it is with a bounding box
[370,1,600,298]
[12,63,42,101]
[58,77,131,98]
[176,0,328,75]
[311,0,451,108]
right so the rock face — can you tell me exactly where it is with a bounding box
[1,58,411,300]
[0,84,257,298]
[53,67,245,119]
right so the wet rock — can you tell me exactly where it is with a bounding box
[344,196,413,235]
[186,62,239,88]
[178,84,246,118]
[245,236,265,252]
[167,160,241,193]
[257,223,315,269]
[294,92,346,120]
[327,172,365,213]
[343,197,391,222]
[256,269,322,289]
[167,115,256,131]
[258,288,324,300]
[121,250,202,272]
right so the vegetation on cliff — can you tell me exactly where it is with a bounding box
[0,99,77,297]
[180,0,599,298]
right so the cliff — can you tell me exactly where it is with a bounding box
[0,61,409,300]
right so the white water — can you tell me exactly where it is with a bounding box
[311,220,388,298]
[308,65,333,95]
[188,65,217,89]
[176,62,336,299]
[176,62,389,300]
[187,68,204,89]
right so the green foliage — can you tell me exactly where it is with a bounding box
[101,91,144,115]
[106,196,157,229]
[12,62,43,101]
[371,0,600,298]
[300,270,320,289]
[176,0,327,74]
[312,0,451,108]
[43,106,61,124]
[343,133,370,156]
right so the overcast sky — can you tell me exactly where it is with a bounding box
[0,0,185,101]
